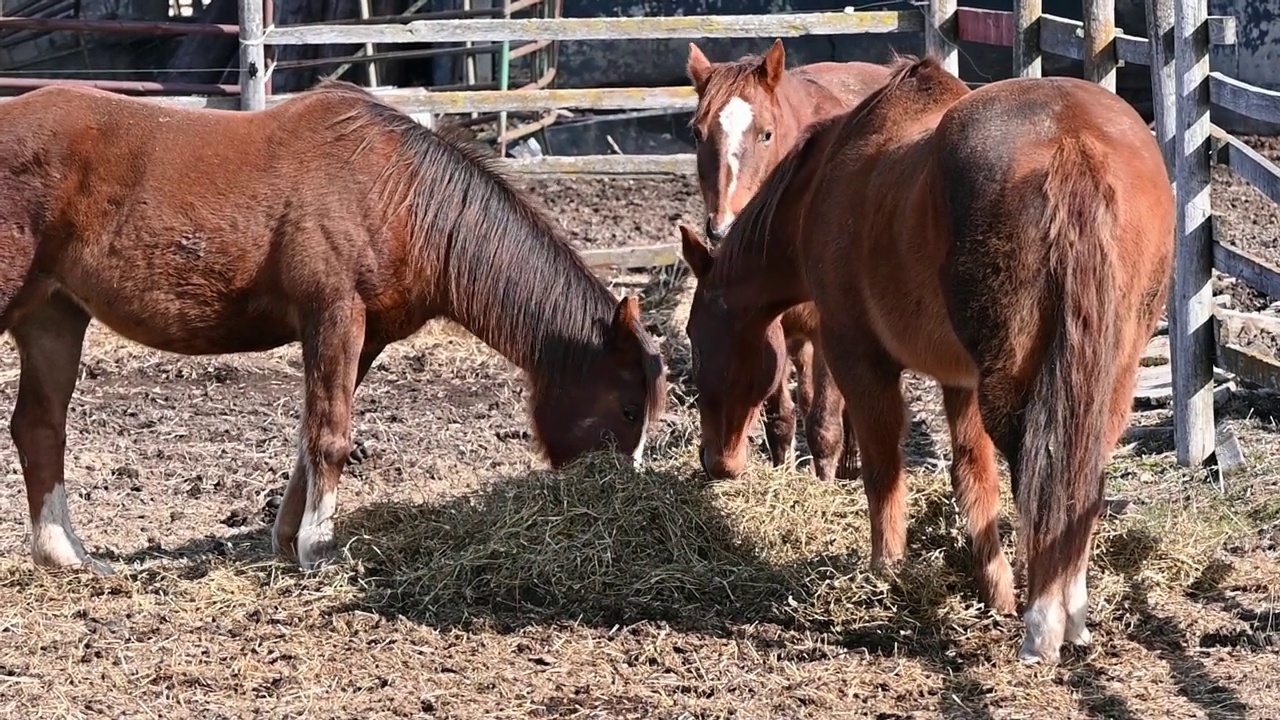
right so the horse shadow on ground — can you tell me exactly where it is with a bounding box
[105,452,1018,718]
[1071,526,1253,720]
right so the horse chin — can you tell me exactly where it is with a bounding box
[699,443,747,480]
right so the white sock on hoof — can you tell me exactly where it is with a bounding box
[1018,593,1065,664]
[31,485,88,568]
[296,487,337,571]
[1064,564,1092,646]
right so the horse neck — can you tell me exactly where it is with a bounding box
[716,180,809,320]
[773,71,839,127]
[433,210,615,382]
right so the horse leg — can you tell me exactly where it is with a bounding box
[836,406,860,481]
[8,294,106,574]
[762,351,799,468]
[942,385,1015,614]
[271,305,367,570]
[806,349,846,482]
[837,352,908,567]
[345,345,386,465]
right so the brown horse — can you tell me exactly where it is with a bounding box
[0,80,666,574]
[686,39,889,481]
[680,56,1173,664]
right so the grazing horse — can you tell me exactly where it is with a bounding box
[686,39,890,481]
[680,56,1173,663]
[0,80,666,574]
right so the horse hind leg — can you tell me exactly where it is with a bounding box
[8,293,107,574]
[942,386,1015,614]
[806,348,847,482]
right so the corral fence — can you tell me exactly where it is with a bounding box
[1,1,1279,470]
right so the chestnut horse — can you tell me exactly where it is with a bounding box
[0,81,666,574]
[680,56,1173,663]
[686,39,889,481]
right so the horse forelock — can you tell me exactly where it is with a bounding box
[691,55,775,129]
[314,81,620,387]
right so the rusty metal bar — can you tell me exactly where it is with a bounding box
[0,77,239,94]
[0,17,238,36]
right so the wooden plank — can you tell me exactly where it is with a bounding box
[503,154,696,175]
[1169,0,1218,466]
[296,85,699,114]
[1217,343,1280,392]
[580,243,681,270]
[1084,0,1117,92]
[264,11,923,46]
[1039,14,1235,66]
[956,8,1013,47]
[1209,72,1280,126]
[1014,0,1042,78]
[237,0,267,111]
[1146,0,1177,178]
[1210,126,1280,207]
[927,0,960,75]
[1212,242,1280,300]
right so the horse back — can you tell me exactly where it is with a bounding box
[791,61,894,114]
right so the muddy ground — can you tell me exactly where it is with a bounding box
[0,139,1279,719]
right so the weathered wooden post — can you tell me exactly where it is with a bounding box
[238,0,267,111]
[1153,0,1216,467]
[1013,0,1042,78]
[926,0,959,75]
[1084,0,1117,91]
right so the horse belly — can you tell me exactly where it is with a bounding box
[867,292,978,389]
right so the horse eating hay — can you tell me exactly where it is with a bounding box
[0,81,666,574]
[686,39,890,481]
[680,56,1173,663]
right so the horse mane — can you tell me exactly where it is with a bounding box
[305,80,653,399]
[712,53,951,278]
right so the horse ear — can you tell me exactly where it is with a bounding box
[679,224,713,279]
[610,296,644,353]
[687,42,712,90]
[760,38,785,91]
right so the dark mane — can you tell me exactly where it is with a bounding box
[712,54,947,278]
[307,80,655,399]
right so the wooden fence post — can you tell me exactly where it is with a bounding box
[1146,0,1176,174]
[1014,0,1041,78]
[238,0,267,111]
[1084,0,1117,91]
[927,0,959,75]
[1168,0,1217,467]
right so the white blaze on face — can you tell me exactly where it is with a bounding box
[716,96,754,235]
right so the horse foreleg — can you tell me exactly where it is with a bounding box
[942,386,1015,614]
[272,303,366,571]
[806,347,848,482]
[345,345,386,466]
[762,355,798,469]
[837,353,908,568]
[8,294,105,574]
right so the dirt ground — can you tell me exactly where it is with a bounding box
[1,139,1280,720]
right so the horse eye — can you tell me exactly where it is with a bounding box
[622,405,640,423]
[760,130,773,143]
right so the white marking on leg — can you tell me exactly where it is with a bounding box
[295,453,337,571]
[1064,563,1092,645]
[632,428,647,470]
[31,484,87,568]
[715,96,754,235]
[788,433,797,466]
[1018,592,1066,664]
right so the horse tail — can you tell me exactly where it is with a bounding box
[1016,136,1118,594]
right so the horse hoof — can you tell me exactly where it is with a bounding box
[296,537,338,572]
[1066,625,1092,647]
[348,439,375,465]
[1017,635,1062,665]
